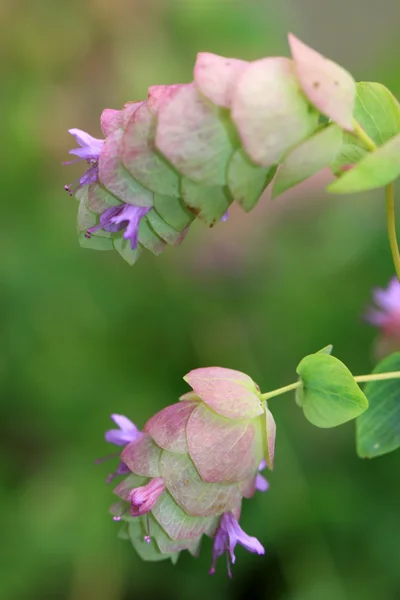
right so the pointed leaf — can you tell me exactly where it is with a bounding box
[88,183,121,214]
[272,124,342,198]
[288,33,356,131]
[227,149,277,211]
[160,451,242,517]
[181,178,232,226]
[148,514,203,555]
[156,83,235,186]
[121,103,181,197]
[357,352,400,458]
[184,367,263,419]
[144,401,197,454]
[194,52,248,108]
[231,57,318,166]
[296,353,369,428]
[187,403,262,483]
[153,193,194,232]
[152,491,217,540]
[121,434,162,477]
[98,128,154,207]
[328,132,400,193]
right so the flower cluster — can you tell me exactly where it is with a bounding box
[101,367,275,575]
[64,34,359,264]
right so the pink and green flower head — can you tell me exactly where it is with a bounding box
[64,128,104,196]
[86,204,151,250]
[210,512,265,577]
[365,277,400,337]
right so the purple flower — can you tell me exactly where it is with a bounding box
[365,277,400,336]
[210,512,265,577]
[64,128,104,196]
[256,459,269,492]
[128,477,166,518]
[86,204,151,250]
[99,414,142,484]
[221,211,229,222]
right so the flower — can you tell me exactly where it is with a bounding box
[256,459,269,492]
[86,204,151,250]
[365,277,400,336]
[99,414,142,484]
[128,477,166,517]
[64,128,104,196]
[209,512,265,577]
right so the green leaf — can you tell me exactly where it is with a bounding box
[330,82,400,175]
[272,124,342,198]
[356,353,400,458]
[227,148,277,211]
[328,132,400,193]
[296,353,368,428]
[295,345,333,407]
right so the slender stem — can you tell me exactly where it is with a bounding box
[385,183,400,282]
[354,371,400,383]
[261,371,400,401]
[260,381,302,401]
[352,119,377,151]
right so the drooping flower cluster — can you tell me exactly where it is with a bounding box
[65,33,361,264]
[102,367,275,574]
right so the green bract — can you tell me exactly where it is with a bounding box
[356,353,400,459]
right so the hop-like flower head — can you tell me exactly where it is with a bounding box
[64,35,355,265]
[105,367,275,573]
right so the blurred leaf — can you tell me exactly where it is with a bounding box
[328,132,400,193]
[296,353,368,427]
[331,82,400,175]
[356,353,400,458]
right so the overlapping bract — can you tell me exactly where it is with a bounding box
[69,34,363,264]
[111,367,275,566]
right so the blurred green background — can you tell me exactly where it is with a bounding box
[2,0,400,598]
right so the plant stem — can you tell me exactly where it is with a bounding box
[260,381,302,401]
[354,371,400,383]
[385,183,400,282]
[352,119,376,151]
[261,371,400,401]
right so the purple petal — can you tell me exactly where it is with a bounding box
[255,473,269,492]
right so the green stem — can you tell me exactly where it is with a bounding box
[260,381,302,401]
[261,371,400,401]
[354,371,400,383]
[385,183,400,282]
[352,120,400,283]
[352,118,377,151]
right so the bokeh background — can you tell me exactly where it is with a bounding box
[2,0,400,598]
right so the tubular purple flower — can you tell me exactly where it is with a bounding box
[129,477,166,517]
[86,204,151,250]
[256,459,269,492]
[105,414,141,446]
[64,128,104,196]
[100,414,142,484]
[365,277,400,335]
[210,512,265,577]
